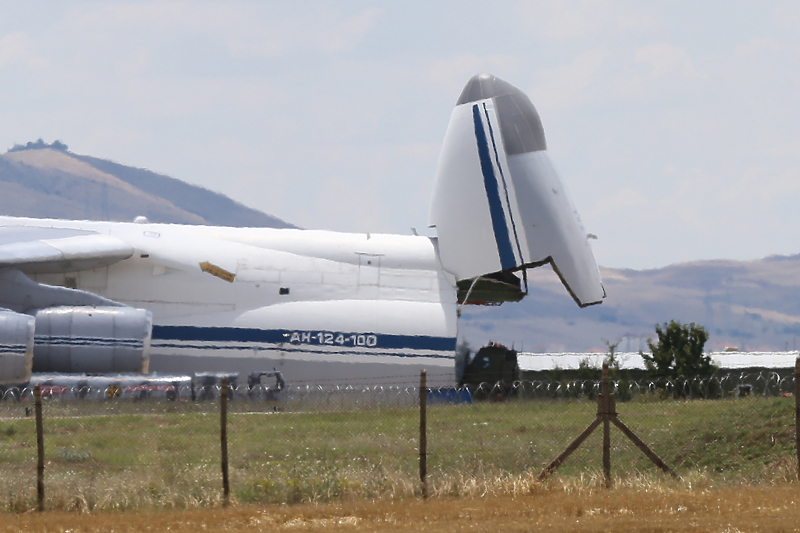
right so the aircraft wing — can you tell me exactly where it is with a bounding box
[0,226,134,273]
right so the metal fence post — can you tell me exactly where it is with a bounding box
[602,362,611,489]
[34,384,44,512]
[220,376,230,507]
[419,370,428,499]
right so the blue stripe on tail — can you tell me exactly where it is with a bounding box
[482,104,523,266]
[472,104,516,271]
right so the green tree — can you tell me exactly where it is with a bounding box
[603,338,622,373]
[641,320,714,379]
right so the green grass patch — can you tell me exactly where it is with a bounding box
[0,395,795,510]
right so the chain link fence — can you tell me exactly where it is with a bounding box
[0,367,797,511]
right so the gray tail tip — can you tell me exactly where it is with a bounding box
[457,73,521,105]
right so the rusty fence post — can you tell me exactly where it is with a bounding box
[419,370,428,499]
[34,384,45,512]
[540,362,674,483]
[220,376,230,508]
[795,357,799,480]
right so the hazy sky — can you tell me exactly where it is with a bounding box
[2,1,799,270]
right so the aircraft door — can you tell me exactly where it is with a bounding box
[357,254,381,286]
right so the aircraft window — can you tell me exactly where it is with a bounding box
[279,287,289,295]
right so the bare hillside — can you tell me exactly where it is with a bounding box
[0,142,294,228]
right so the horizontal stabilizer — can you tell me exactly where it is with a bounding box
[429,74,604,307]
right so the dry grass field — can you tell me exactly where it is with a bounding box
[2,392,799,530]
[2,484,800,532]
[0,397,795,511]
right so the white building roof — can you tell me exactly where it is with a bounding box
[517,351,799,372]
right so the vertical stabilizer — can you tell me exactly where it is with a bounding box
[429,74,604,307]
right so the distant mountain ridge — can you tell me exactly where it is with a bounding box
[460,254,800,354]
[1,140,294,228]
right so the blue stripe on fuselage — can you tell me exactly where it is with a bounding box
[152,325,456,353]
[472,104,516,271]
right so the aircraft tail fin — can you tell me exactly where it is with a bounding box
[429,74,604,307]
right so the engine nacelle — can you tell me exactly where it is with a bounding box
[31,306,152,374]
[0,309,35,385]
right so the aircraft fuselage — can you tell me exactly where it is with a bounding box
[5,217,459,385]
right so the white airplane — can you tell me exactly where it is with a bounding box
[0,74,604,387]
